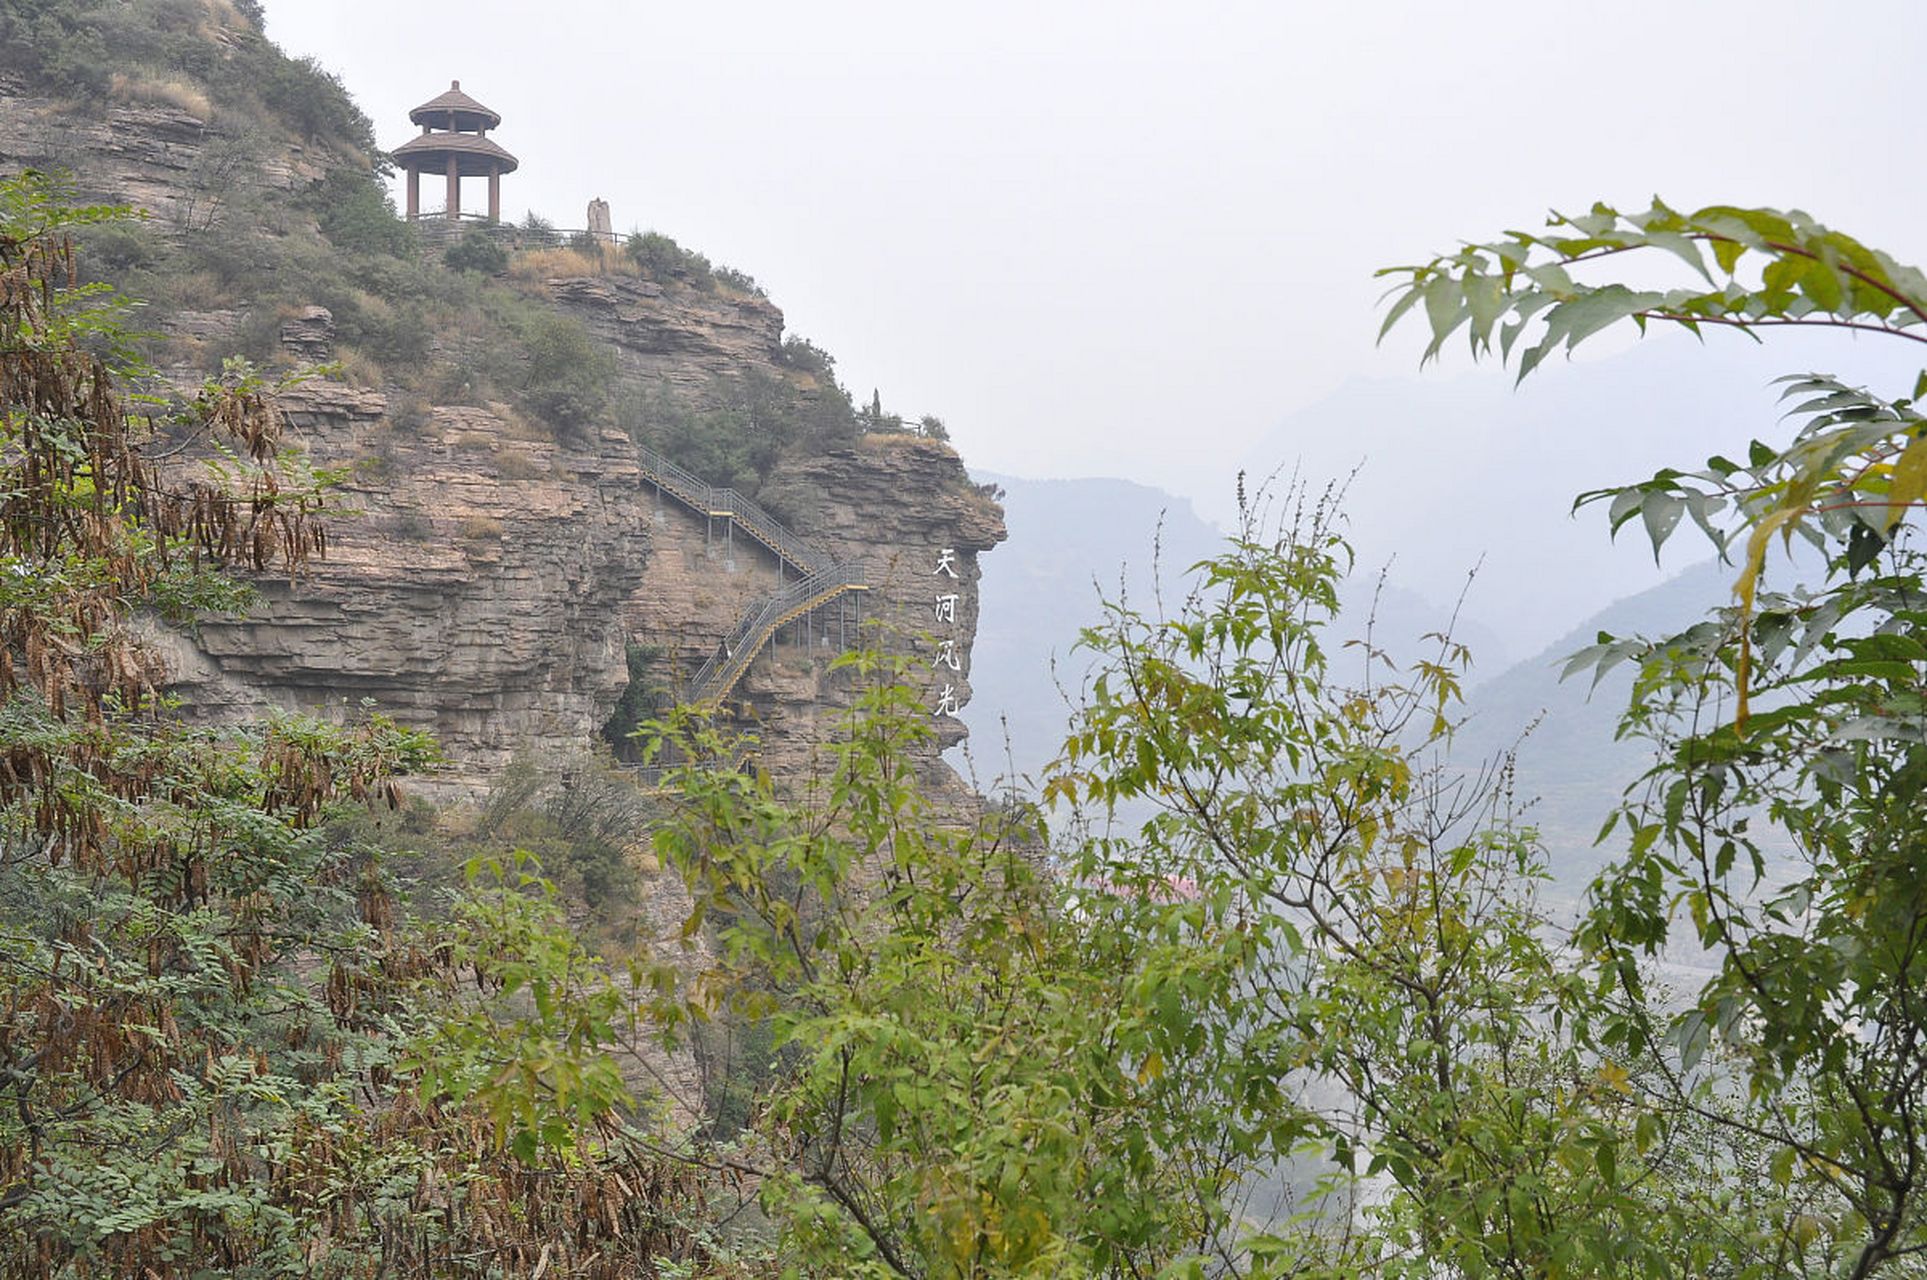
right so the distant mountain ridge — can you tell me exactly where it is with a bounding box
[955,471,1509,793]
[956,467,1788,910]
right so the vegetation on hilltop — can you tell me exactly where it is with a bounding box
[627,360,860,498]
[0,0,369,155]
[623,228,764,296]
[9,0,866,492]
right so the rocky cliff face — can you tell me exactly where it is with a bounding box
[150,309,1005,797]
[148,382,654,772]
[550,274,789,406]
[0,68,330,227]
[6,6,1008,1141]
[629,436,1007,779]
[770,439,1007,748]
[3,54,1008,801]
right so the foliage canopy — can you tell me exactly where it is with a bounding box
[632,200,1927,1278]
[1384,198,1927,1277]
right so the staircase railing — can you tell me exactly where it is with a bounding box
[636,444,826,575]
[629,439,870,711]
[630,741,757,792]
[685,561,867,709]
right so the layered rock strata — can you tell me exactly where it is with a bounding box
[2,59,1008,792]
[0,70,333,227]
[150,321,1004,798]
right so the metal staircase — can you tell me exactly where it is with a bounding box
[637,444,828,576]
[635,445,868,710]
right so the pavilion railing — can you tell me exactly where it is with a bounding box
[407,213,624,250]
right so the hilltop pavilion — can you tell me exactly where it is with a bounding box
[391,81,518,222]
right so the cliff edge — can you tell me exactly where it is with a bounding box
[1,0,1006,796]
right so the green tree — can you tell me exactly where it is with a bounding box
[647,654,1255,1277]
[626,229,715,289]
[1043,490,1741,1279]
[517,307,614,439]
[310,166,413,258]
[644,489,1725,1277]
[1385,200,1927,1275]
[604,200,1927,1278]
[444,225,509,275]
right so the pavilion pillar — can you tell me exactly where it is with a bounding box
[392,83,517,230]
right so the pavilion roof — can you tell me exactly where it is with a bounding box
[391,129,519,176]
[408,81,501,132]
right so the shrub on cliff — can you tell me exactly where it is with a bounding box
[777,334,836,380]
[444,225,509,275]
[3,1,380,162]
[614,231,761,297]
[631,369,858,493]
[625,228,716,289]
[517,307,615,440]
[309,166,413,258]
[637,391,761,489]
[0,1,115,94]
[256,52,378,152]
[602,643,669,762]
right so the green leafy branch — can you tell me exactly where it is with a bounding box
[403,851,637,1165]
[1382,200,1927,729]
[1380,199,1927,379]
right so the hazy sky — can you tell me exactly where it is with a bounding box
[264,0,1927,647]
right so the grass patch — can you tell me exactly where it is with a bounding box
[508,245,639,281]
[331,345,384,387]
[494,450,548,482]
[108,71,211,118]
